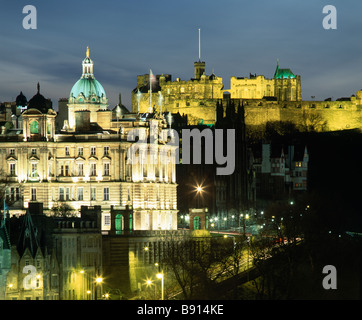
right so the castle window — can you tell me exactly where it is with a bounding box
[31,148,37,155]
[30,121,39,134]
[78,147,83,157]
[65,147,70,156]
[90,147,96,156]
[10,148,15,156]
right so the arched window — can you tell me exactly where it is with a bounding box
[115,214,123,235]
[30,121,39,134]
[193,216,200,230]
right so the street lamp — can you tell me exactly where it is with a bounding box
[195,184,203,208]
[156,273,164,300]
[95,276,103,300]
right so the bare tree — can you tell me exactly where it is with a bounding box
[51,202,76,217]
[162,233,249,299]
[300,111,328,132]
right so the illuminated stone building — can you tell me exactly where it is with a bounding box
[52,206,103,300]
[5,204,60,300]
[131,60,224,125]
[0,48,178,234]
[131,55,362,132]
[230,61,302,101]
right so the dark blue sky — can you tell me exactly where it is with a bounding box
[0,0,361,110]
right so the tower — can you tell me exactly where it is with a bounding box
[194,28,205,80]
[67,47,109,131]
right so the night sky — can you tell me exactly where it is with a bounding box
[0,1,361,110]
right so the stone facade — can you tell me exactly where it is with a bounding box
[0,49,178,234]
[131,60,362,131]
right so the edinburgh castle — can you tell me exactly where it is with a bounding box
[131,58,362,133]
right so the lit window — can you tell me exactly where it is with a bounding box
[78,163,84,176]
[104,163,110,176]
[64,165,69,177]
[31,163,38,177]
[10,187,20,201]
[90,163,97,176]
[30,121,39,134]
[9,163,16,176]
[103,187,109,201]
[78,188,83,201]
[31,188,36,201]
[59,188,64,201]
[90,187,96,201]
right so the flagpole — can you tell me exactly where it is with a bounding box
[150,69,153,113]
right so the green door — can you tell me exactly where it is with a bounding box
[193,216,200,230]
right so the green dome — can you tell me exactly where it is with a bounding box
[70,78,106,99]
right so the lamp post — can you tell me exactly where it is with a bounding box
[195,185,203,208]
[156,272,164,300]
[95,276,103,300]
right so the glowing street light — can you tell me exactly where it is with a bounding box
[156,273,164,300]
[95,277,103,300]
[195,184,204,208]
